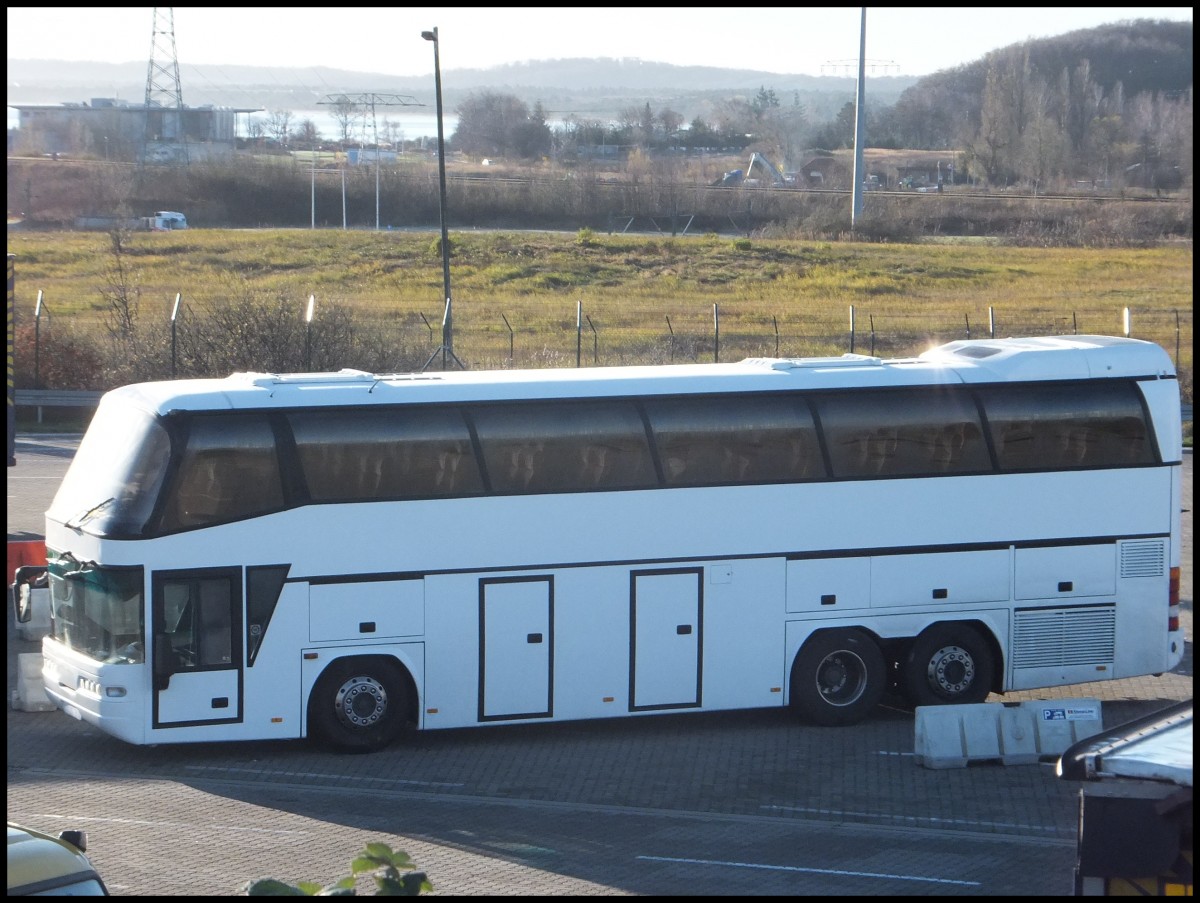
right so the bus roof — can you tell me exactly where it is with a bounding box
[106,335,1175,415]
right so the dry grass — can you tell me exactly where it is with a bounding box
[6,228,1192,397]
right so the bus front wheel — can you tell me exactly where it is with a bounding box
[308,657,412,752]
[790,629,885,726]
[901,623,995,708]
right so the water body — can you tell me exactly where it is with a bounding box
[273,110,591,144]
[276,110,455,143]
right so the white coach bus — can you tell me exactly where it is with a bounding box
[31,335,1184,751]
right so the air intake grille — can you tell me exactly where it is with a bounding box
[1120,540,1166,578]
[1012,607,1116,669]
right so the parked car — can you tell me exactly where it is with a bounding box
[7,823,109,895]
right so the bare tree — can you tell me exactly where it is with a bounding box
[380,116,405,149]
[294,118,322,149]
[265,110,294,147]
[326,96,359,144]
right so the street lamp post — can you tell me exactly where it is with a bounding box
[421,26,462,370]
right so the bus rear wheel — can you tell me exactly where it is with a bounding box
[308,657,412,752]
[790,629,885,726]
[901,623,995,708]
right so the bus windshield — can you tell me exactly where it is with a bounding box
[47,403,171,537]
[46,551,144,664]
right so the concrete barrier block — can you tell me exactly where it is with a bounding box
[12,652,56,712]
[915,698,1104,769]
[997,705,1040,764]
[1026,699,1104,753]
[913,706,971,768]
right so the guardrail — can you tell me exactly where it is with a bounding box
[14,389,104,424]
[4,389,1195,420]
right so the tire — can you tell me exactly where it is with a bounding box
[308,657,412,752]
[790,629,885,726]
[901,623,995,708]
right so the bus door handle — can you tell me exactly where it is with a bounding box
[527,633,543,644]
[676,624,692,635]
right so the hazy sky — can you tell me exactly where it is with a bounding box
[7,7,1194,79]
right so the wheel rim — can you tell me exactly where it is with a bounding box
[925,644,975,696]
[333,675,388,729]
[814,649,868,707]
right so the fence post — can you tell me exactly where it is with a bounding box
[989,306,995,339]
[33,290,46,392]
[305,294,315,371]
[713,304,720,363]
[1123,307,1131,338]
[965,313,970,339]
[170,293,181,377]
[576,300,582,368]
[665,315,675,363]
[501,313,514,366]
[587,315,598,365]
[869,314,876,357]
[849,305,855,354]
[773,316,779,357]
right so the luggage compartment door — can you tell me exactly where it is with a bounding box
[631,568,702,711]
[479,576,553,721]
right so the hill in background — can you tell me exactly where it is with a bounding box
[6,56,914,122]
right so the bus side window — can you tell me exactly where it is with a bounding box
[997,421,1036,470]
[218,453,285,518]
[865,428,899,474]
[171,456,220,526]
[505,442,543,492]
[1106,416,1152,464]
[928,422,983,471]
[1052,425,1096,466]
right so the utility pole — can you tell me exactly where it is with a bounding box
[851,7,867,230]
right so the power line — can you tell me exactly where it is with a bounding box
[821,59,900,76]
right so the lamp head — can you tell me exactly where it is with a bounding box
[421,30,436,42]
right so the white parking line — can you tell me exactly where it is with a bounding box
[760,804,1062,833]
[637,854,980,886]
[183,764,465,788]
[15,813,311,836]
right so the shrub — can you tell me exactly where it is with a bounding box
[243,842,431,896]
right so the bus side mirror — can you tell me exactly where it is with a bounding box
[153,633,174,691]
[12,565,48,624]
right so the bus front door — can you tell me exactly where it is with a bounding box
[630,568,703,710]
[151,568,243,728]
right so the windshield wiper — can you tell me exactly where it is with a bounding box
[66,497,115,529]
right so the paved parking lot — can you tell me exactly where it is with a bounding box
[7,438,1192,895]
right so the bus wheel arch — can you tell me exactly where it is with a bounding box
[901,621,998,708]
[307,655,416,753]
[789,628,886,726]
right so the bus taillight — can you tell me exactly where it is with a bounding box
[1168,566,1180,631]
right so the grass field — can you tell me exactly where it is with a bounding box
[6,228,1192,402]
